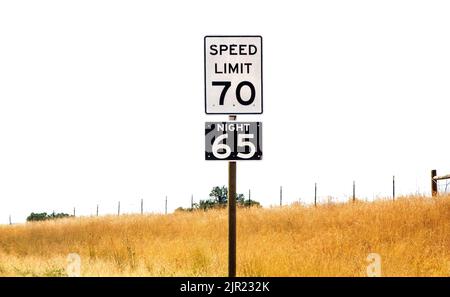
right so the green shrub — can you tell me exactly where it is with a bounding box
[26,212,72,222]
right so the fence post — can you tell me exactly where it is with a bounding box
[73,207,76,217]
[280,186,283,207]
[141,198,144,215]
[118,201,120,216]
[353,180,356,202]
[392,175,395,201]
[9,215,12,225]
[248,189,251,208]
[165,196,168,215]
[191,194,194,209]
[314,182,317,207]
[96,204,99,217]
[431,169,438,197]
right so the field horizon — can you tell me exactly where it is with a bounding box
[0,195,449,277]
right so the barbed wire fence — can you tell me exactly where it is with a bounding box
[437,179,450,194]
[432,169,450,196]
[5,170,450,225]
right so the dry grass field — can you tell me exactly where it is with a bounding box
[0,195,449,277]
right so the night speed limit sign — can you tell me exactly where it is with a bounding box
[205,122,262,161]
[204,36,263,114]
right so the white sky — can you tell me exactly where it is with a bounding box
[1,1,450,224]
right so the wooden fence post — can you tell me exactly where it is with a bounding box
[431,169,438,197]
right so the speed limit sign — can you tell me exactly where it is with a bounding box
[204,36,263,114]
[205,122,262,160]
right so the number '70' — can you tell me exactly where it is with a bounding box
[212,81,256,106]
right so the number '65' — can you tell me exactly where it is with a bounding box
[212,134,256,159]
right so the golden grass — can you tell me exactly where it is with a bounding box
[0,195,450,276]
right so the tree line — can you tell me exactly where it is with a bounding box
[25,186,261,221]
[175,186,260,212]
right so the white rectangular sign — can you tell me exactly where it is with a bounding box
[204,36,263,114]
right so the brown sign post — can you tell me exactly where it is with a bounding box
[204,36,263,277]
[228,114,237,277]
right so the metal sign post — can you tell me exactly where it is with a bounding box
[204,35,263,277]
